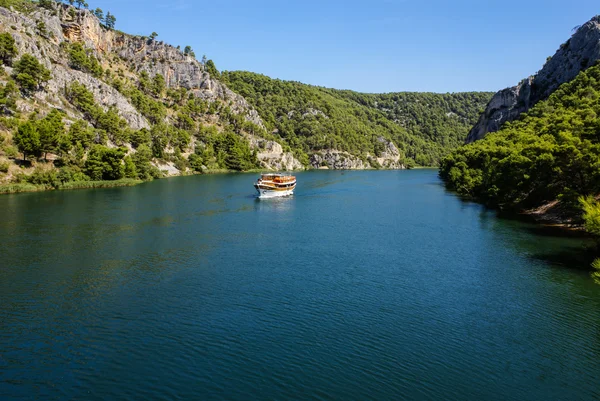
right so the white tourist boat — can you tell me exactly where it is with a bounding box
[254,173,297,198]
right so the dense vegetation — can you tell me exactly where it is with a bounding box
[222,71,492,166]
[440,62,600,209]
[0,0,268,194]
[329,91,493,164]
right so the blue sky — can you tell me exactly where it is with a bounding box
[93,0,598,93]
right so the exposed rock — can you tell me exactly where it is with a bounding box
[154,161,181,177]
[247,136,303,171]
[373,137,405,169]
[309,142,406,170]
[310,150,368,170]
[0,7,150,129]
[57,8,264,129]
[467,15,600,142]
[286,108,328,119]
[46,66,151,130]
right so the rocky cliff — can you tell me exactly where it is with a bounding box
[467,16,600,143]
[0,2,301,175]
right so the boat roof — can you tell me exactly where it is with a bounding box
[260,173,293,177]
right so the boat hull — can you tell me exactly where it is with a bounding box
[254,184,295,198]
[256,189,294,198]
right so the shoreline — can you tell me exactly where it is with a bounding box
[0,166,426,196]
[0,179,143,195]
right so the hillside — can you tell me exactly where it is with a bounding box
[222,71,492,168]
[0,0,492,193]
[467,16,600,143]
[0,0,302,193]
[440,16,600,220]
[441,61,600,211]
[327,90,493,165]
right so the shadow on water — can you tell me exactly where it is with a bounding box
[491,209,597,273]
[448,188,597,274]
[528,246,598,271]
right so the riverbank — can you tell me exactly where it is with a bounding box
[0,165,421,196]
[0,179,143,195]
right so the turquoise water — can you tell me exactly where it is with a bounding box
[1,170,599,400]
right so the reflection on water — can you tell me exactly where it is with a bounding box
[254,195,295,212]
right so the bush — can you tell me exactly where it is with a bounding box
[84,145,126,181]
[67,43,103,77]
[0,32,17,66]
[26,167,59,188]
[0,160,9,173]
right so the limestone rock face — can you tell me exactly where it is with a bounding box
[0,5,264,131]
[247,136,303,171]
[374,137,404,169]
[310,150,368,170]
[467,16,600,143]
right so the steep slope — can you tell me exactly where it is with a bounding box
[0,0,301,191]
[440,62,600,221]
[222,71,492,168]
[467,15,600,143]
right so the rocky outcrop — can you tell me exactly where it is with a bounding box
[309,141,406,170]
[0,5,264,131]
[247,136,303,171]
[467,15,600,143]
[0,7,150,129]
[373,137,404,169]
[57,8,264,128]
[310,150,368,170]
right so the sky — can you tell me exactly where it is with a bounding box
[92,0,599,93]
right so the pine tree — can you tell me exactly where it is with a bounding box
[0,33,18,66]
[93,8,104,20]
[14,122,41,161]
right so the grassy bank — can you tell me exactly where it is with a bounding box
[0,179,143,195]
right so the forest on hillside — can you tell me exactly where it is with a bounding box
[221,71,492,167]
[440,62,600,210]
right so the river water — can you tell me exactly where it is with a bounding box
[1,170,599,400]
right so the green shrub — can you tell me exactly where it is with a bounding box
[0,32,18,66]
[12,54,51,94]
[67,43,103,77]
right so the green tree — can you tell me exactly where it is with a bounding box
[12,54,51,94]
[123,155,137,178]
[149,32,158,41]
[37,109,65,160]
[0,32,18,66]
[152,74,165,97]
[0,80,18,114]
[205,59,219,78]
[104,12,116,29]
[580,196,600,284]
[66,81,101,122]
[68,43,103,77]
[39,0,53,9]
[131,144,154,179]
[184,46,195,58]
[36,20,48,37]
[13,121,41,161]
[68,120,95,149]
[93,8,104,20]
[85,145,125,180]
